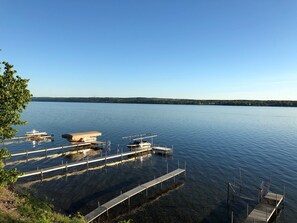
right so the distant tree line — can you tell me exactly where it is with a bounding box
[31,97,297,107]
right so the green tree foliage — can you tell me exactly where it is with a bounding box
[0,61,31,186]
[32,97,297,107]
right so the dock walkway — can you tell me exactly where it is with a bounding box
[18,148,152,179]
[152,146,173,155]
[84,168,185,223]
[9,143,91,158]
[244,192,284,223]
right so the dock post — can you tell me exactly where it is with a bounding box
[121,148,123,163]
[283,185,286,208]
[26,150,28,162]
[231,211,233,223]
[87,157,89,171]
[258,188,261,203]
[45,149,47,158]
[65,162,68,175]
[128,197,130,207]
[166,162,168,174]
[105,150,107,167]
[98,201,100,207]
[41,169,43,182]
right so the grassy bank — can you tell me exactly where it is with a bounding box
[0,186,85,223]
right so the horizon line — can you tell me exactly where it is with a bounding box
[31,96,297,102]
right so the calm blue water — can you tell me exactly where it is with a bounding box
[5,102,297,222]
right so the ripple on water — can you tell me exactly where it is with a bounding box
[9,103,297,222]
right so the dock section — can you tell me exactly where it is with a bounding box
[9,143,91,158]
[84,168,185,223]
[18,148,152,179]
[152,146,173,155]
[244,192,284,223]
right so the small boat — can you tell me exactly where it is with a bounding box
[127,140,152,150]
[123,134,157,151]
[25,129,52,143]
[25,129,48,137]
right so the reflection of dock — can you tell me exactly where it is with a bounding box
[84,168,185,223]
[18,148,152,179]
[244,192,284,223]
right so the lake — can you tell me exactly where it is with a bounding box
[6,102,297,222]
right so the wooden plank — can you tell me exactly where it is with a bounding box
[265,192,283,202]
[85,206,107,222]
[244,192,284,223]
[102,194,130,210]
[84,168,185,222]
[153,146,172,151]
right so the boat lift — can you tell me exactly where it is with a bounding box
[122,133,158,145]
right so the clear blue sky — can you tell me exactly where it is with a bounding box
[1,0,297,100]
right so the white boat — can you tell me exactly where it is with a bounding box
[25,129,48,137]
[127,140,152,150]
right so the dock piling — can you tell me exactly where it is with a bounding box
[166,162,168,174]
[65,162,68,175]
[87,158,89,171]
[105,150,107,167]
[121,148,123,163]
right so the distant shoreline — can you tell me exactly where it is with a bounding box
[31,97,297,107]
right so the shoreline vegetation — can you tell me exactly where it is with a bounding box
[0,186,85,223]
[32,97,297,107]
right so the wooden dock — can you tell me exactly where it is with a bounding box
[2,135,53,145]
[152,146,173,155]
[244,192,284,223]
[18,148,152,179]
[9,143,91,158]
[84,168,185,223]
